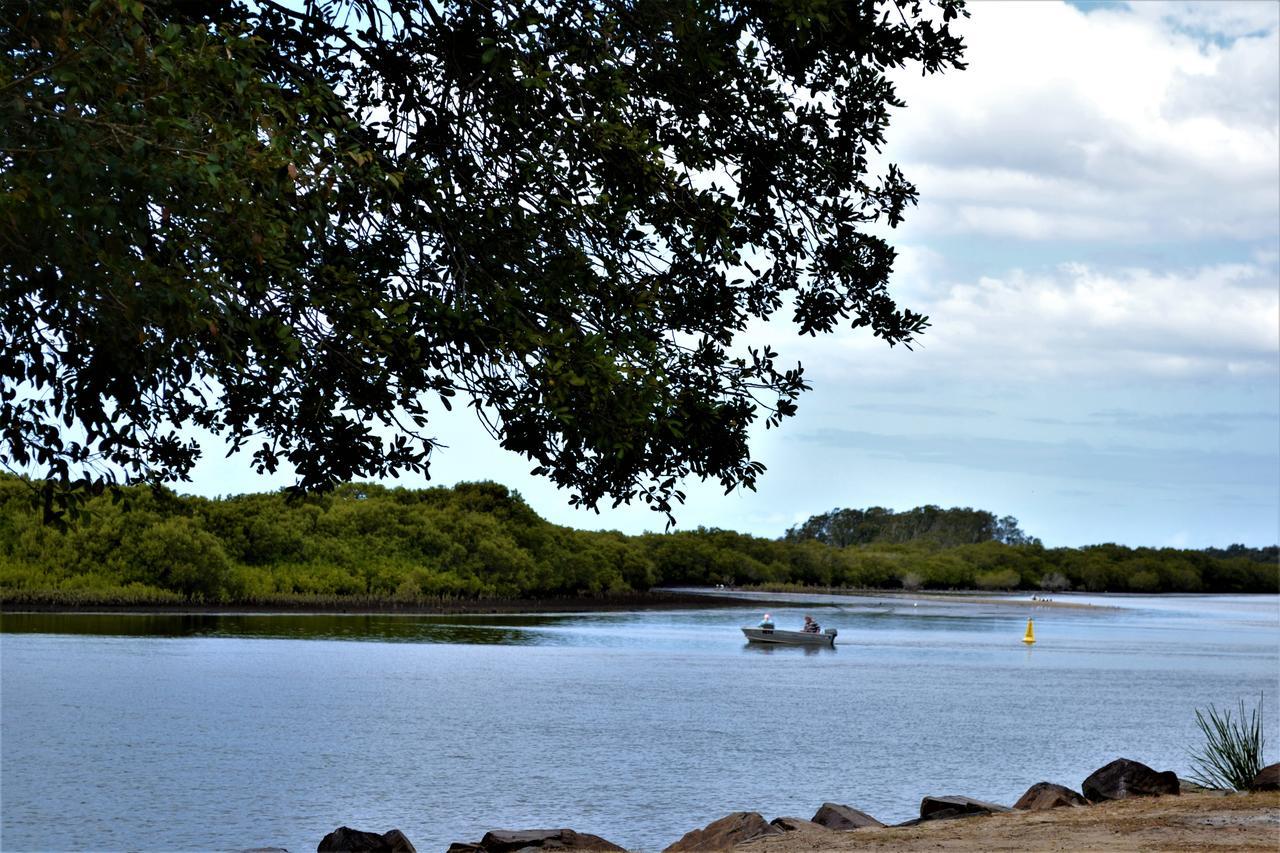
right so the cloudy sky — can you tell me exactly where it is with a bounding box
[193,0,1280,548]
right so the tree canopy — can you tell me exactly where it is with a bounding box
[1,0,967,522]
[785,505,1039,548]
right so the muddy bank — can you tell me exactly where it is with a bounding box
[896,591,1114,611]
[739,585,1117,610]
[4,586,1189,616]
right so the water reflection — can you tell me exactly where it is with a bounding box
[741,642,835,656]
[0,612,572,645]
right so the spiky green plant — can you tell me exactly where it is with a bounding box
[1188,695,1266,791]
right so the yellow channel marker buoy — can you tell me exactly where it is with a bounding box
[1023,617,1036,645]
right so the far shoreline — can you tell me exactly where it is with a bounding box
[0,588,775,617]
[684,585,1122,610]
[868,589,1116,610]
[0,586,1256,617]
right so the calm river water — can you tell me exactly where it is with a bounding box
[2,591,1278,852]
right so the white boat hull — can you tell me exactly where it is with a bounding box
[741,627,837,646]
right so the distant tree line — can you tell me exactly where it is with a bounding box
[0,475,1274,606]
[784,505,1038,548]
[1200,544,1279,564]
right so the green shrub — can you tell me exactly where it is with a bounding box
[1188,696,1267,790]
[975,568,1021,590]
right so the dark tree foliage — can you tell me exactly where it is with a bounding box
[1,0,966,523]
[1202,544,1279,564]
[784,505,1037,547]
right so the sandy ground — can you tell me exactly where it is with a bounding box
[734,792,1280,852]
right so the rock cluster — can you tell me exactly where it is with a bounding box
[918,795,1012,822]
[661,812,781,851]
[1082,758,1180,802]
[317,826,417,852]
[1013,781,1090,810]
[809,802,883,830]
[446,828,625,852]
[766,817,825,832]
[308,757,1207,853]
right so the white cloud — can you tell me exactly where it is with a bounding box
[1124,1,1280,42]
[880,0,1279,244]
[785,260,1280,383]
[920,202,1146,241]
[1167,32,1279,128]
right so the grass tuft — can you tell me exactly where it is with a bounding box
[1188,695,1266,791]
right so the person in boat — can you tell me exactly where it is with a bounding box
[759,613,775,629]
[802,615,821,633]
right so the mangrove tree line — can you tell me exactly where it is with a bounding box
[0,475,1274,606]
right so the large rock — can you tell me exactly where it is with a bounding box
[1251,763,1280,791]
[809,802,884,830]
[769,817,830,833]
[662,812,782,852]
[316,827,416,852]
[477,829,625,852]
[1012,782,1089,810]
[1082,759,1180,802]
[918,796,1012,822]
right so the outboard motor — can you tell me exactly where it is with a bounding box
[824,628,838,638]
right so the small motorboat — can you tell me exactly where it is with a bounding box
[741,626,838,646]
